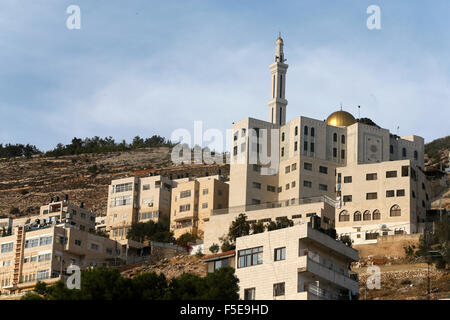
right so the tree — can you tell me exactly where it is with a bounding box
[201,267,239,300]
[340,235,353,248]
[209,243,219,254]
[266,217,294,232]
[251,221,265,234]
[176,232,198,246]
[127,215,174,244]
[131,272,168,300]
[228,213,250,242]
[416,217,450,269]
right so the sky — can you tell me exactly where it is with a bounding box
[0,0,449,151]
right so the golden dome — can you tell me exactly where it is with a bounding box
[326,110,356,127]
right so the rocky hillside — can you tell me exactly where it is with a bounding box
[121,255,206,280]
[0,147,229,217]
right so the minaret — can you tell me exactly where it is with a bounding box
[268,36,288,126]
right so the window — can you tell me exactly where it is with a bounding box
[396,189,405,197]
[343,195,352,202]
[115,182,132,193]
[240,143,246,153]
[37,270,50,281]
[366,173,377,181]
[294,141,298,151]
[319,166,328,174]
[402,148,407,157]
[252,182,261,189]
[422,182,426,190]
[291,181,296,188]
[303,141,308,151]
[390,145,394,154]
[414,150,418,160]
[304,162,312,171]
[180,190,191,198]
[142,184,150,191]
[303,181,312,188]
[366,192,377,200]
[75,240,82,246]
[292,214,302,219]
[285,183,290,190]
[310,142,315,153]
[319,184,328,191]
[25,238,39,248]
[251,199,261,205]
[341,150,345,159]
[365,233,379,240]
[333,133,337,142]
[363,210,371,221]
[38,253,51,262]
[111,195,132,207]
[238,247,263,268]
[281,147,284,157]
[285,166,290,174]
[273,282,285,297]
[201,203,208,209]
[291,163,297,171]
[386,190,395,198]
[281,132,285,141]
[311,127,315,137]
[373,210,381,220]
[253,164,261,172]
[179,204,191,212]
[274,247,286,261]
[401,166,409,177]
[39,236,52,246]
[386,171,397,178]
[341,135,346,144]
[277,187,282,193]
[353,211,362,221]
[267,185,276,192]
[390,205,401,217]
[339,210,350,222]
[244,288,256,300]
[344,176,352,183]
[233,146,238,156]
[304,126,308,135]
[1,242,13,253]
[333,148,337,158]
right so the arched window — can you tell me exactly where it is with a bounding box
[353,211,362,221]
[304,126,308,135]
[363,210,371,221]
[414,150,418,160]
[311,127,315,137]
[341,135,345,144]
[339,210,350,222]
[372,210,381,220]
[333,133,337,142]
[390,205,401,217]
[295,126,298,136]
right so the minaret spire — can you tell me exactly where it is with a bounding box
[268,36,288,126]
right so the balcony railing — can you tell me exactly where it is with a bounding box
[306,283,341,300]
[211,195,336,216]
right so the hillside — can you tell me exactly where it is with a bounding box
[0,147,229,217]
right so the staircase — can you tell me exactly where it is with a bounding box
[12,226,25,287]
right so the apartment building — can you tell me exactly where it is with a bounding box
[170,175,229,239]
[0,223,138,296]
[235,222,359,300]
[106,175,172,240]
[335,160,431,244]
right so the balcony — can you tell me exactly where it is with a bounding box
[297,252,358,293]
[211,195,336,216]
[306,283,342,300]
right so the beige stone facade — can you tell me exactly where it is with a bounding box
[235,223,358,300]
[335,159,431,244]
[170,175,229,239]
[106,175,172,240]
[0,223,140,297]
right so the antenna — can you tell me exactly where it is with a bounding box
[358,105,361,118]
